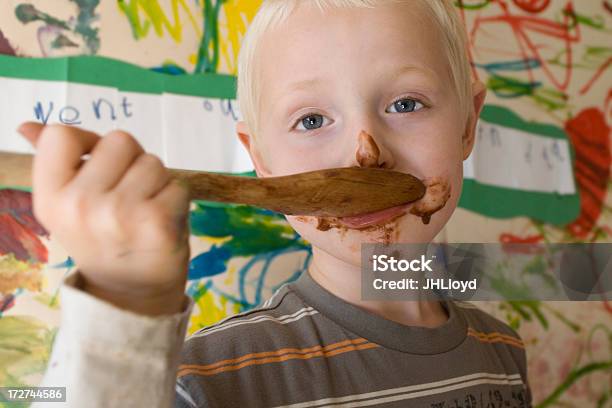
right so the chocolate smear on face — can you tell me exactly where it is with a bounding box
[312,177,451,230]
[313,209,406,244]
[356,131,382,168]
[316,217,333,231]
[409,177,451,224]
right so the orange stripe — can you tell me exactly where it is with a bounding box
[469,335,524,349]
[467,328,525,349]
[179,343,379,378]
[468,328,524,345]
[179,338,369,372]
[178,341,379,378]
[467,328,525,345]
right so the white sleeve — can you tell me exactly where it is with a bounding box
[32,271,194,408]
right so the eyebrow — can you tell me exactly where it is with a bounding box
[391,64,439,82]
[286,78,325,93]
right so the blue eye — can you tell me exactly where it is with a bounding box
[387,98,424,113]
[295,114,329,131]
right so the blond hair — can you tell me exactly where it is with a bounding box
[237,0,473,138]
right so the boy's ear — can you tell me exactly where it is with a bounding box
[462,80,487,161]
[236,121,271,177]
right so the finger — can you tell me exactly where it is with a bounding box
[151,180,192,245]
[114,153,171,200]
[152,179,191,216]
[17,122,44,147]
[32,124,101,195]
[72,130,145,192]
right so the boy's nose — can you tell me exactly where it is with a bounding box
[353,130,394,169]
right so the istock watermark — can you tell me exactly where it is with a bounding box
[361,243,612,301]
[372,254,434,272]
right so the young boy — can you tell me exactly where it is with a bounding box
[22,0,532,406]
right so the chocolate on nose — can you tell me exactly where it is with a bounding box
[356,130,382,168]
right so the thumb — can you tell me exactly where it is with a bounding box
[17,122,45,147]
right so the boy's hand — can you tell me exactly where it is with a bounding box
[18,122,191,316]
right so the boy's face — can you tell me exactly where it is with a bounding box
[238,2,485,266]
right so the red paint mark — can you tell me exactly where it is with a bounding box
[606,90,612,122]
[512,0,551,13]
[499,233,544,254]
[0,29,16,56]
[0,189,48,263]
[579,57,612,95]
[500,233,544,243]
[604,0,612,15]
[564,108,611,238]
[0,294,16,313]
[0,214,48,263]
[469,0,580,93]
[604,299,612,314]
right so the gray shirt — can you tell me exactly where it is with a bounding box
[177,270,532,407]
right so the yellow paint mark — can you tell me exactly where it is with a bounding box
[199,236,232,245]
[219,0,263,74]
[0,254,43,295]
[224,265,236,285]
[119,0,202,42]
[0,316,55,385]
[188,288,242,335]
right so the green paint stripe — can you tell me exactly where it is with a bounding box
[473,105,580,224]
[0,186,32,192]
[459,179,580,225]
[481,105,567,140]
[0,54,236,98]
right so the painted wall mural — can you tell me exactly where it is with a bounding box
[0,1,610,407]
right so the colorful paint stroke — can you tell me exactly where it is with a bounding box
[117,0,262,74]
[0,188,57,399]
[0,29,16,56]
[0,189,48,314]
[186,201,311,333]
[13,0,101,56]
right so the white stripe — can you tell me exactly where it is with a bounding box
[273,373,523,408]
[453,301,478,309]
[192,308,317,338]
[325,378,525,408]
[175,383,197,408]
[263,283,290,307]
[191,307,318,339]
[188,286,290,338]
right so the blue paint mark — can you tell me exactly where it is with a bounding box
[52,256,74,269]
[188,244,232,280]
[475,58,541,73]
[150,64,187,75]
[195,245,312,310]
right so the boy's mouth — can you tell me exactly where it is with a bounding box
[313,177,451,231]
[335,204,408,229]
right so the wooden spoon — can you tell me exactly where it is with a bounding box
[0,151,425,217]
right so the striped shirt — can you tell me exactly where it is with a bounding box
[176,270,532,407]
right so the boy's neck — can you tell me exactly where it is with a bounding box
[309,246,449,328]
